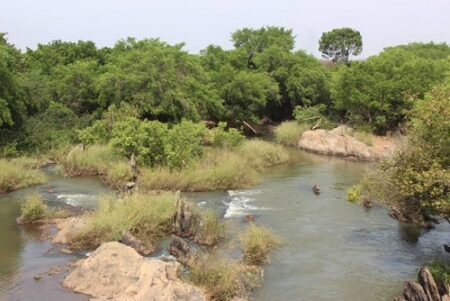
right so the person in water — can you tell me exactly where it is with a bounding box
[312,185,320,195]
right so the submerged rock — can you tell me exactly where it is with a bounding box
[298,125,400,161]
[52,217,87,244]
[63,241,206,301]
[121,231,154,256]
[169,235,190,260]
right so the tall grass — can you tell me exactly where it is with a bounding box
[274,121,310,147]
[139,150,260,192]
[20,194,47,222]
[240,223,282,266]
[188,255,263,301]
[70,192,177,250]
[195,210,227,246]
[238,140,289,171]
[62,145,133,188]
[0,159,47,193]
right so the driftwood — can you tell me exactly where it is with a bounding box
[243,121,258,135]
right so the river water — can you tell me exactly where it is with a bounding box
[0,152,449,301]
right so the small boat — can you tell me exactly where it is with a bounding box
[312,185,320,195]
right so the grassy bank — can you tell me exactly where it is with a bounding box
[0,159,47,193]
[240,223,283,265]
[139,140,289,192]
[62,145,133,189]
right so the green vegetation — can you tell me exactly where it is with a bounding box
[20,194,47,222]
[331,43,450,134]
[274,121,309,146]
[355,79,450,223]
[0,159,47,193]
[429,261,450,289]
[188,255,263,301]
[62,145,133,188]
[195,210,227,246]
[138,150,260,191]
[352,129,374,146]
[240,223,282,266]
[239,139,289,171]
[347,184,362,203]
[319,27,363,64]
[70,192,177,250]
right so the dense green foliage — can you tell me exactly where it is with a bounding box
[319,28,363,64]
[331,43,450,133]
[356,79,450,223]
[0,29,448,156]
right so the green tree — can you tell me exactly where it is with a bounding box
[232,26,295,68]
[319,28,362,64]
[331,43,450,133]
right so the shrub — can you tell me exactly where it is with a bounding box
[210,122,245,149]
[274,121,309,146]
[0,159,47,193]
[78,120,109,145]
[10,157,44,169]
[347,184,362,203]
[20,194,47,222]
[240,223,282,266]
[70,192,177,250]
[238,140,289,171]
[164,120,207,170]
[188,255,263,301]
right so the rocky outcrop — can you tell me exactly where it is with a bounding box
[173,192,198,238]
[63,241,207,301]
[298,125,400,161]
[395,267,449,301]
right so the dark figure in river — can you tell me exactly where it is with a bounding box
[312,185,320,195]
[444,244,450,253]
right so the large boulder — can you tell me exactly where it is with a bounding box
[298,125,399,161]
[63,241,206,301]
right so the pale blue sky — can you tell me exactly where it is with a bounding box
[1,0,449,57]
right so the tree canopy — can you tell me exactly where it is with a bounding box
[319,28,362,64]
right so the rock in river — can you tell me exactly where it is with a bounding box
[63,241,206,301]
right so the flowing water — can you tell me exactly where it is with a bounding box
[0,153,449,301]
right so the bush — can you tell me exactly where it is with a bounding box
[274,121,309,146]
[0,159,47,193]
[210,122,245,149]
[188,255,263,301]
[240,223,282,266]
[347,184,362,203]
[78,120,109,145]
[70,192,177,250]
[238,140,289,171]
[20,194,47,222]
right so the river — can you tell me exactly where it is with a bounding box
[0,152,449,301]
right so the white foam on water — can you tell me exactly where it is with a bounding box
[198,201,207,206]
[56,194,94,206]
[223,190,261,218]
